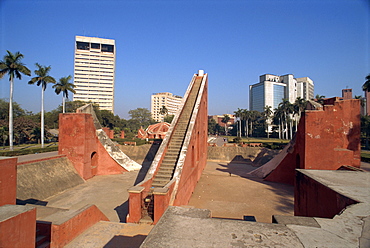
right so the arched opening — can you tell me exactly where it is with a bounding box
[91,152,98,177]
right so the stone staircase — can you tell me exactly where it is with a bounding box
[151,76,202,188]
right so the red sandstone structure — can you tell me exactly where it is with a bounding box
[137,122,171,139]
[128,70,208,224]
[250,97,361,185]
[58,104,141,180]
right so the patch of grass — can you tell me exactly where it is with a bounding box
[0,146,58,157]
[361,150,370,163]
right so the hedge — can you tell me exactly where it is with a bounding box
[0,146,58,157]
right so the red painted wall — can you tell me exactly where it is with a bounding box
[266,98,361,185]
[59,113,126,180]
[294,171,358,218]
[103,127,114,139]
[173,76,208,206]
[0,157,17,206]
[50,205,109,248]
[0,206,36,248]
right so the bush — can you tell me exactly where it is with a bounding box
[232,137,242,143]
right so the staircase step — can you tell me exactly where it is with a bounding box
[37,241,50,248]
[36,235,48,247]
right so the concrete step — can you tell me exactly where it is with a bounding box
[36,235,48,247]
[37,241,50,248]
[155,175,172,180]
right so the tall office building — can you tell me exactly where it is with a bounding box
[73,36,116,112]
[151,92,183,122]
[249,74,314,112]
[296,77,314,100]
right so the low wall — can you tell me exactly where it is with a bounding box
[0,205,36,248]
[207,146,263,162]
[17,156,85,201]
[50,204,109,248]
[119,143,160,164]
[294,170,358,218]
[0,157,17,206]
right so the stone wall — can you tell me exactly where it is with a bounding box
[17,156,85,201]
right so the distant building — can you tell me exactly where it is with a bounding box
[151,92,183,122]
[209,115,236,128]
[296,77,315,100]
[342,88,353,100]
[249,74,314,112]
[73,36,116,112]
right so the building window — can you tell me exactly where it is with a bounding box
[91,43,100,49]
[102,44,114,53]
[76,41,90,50]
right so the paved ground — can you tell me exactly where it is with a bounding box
[188,161,294,223]
[16,151,59,163]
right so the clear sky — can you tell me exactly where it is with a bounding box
[0,0,369,119]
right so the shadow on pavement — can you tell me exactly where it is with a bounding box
[104,234,147,248]
[134,143,160,185]
[16,198,48,206]
[114,200,129,223]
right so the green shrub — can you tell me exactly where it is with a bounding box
[0,146,58,157]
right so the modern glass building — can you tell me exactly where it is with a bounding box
[249,74,314,112]
[73,36,116,112]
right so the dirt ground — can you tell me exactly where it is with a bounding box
[188,161,294,223]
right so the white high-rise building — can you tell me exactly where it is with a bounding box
[296,77,314,100]
[151,92,183,122]
[249,74,314,112]
[73,36,116,112]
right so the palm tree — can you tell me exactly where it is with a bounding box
[315,94,325,105]
[53,75,76,113]
[221,114,230,135]
[362,74,370,92]
[278,99,294,139]
[0,51,31,151]
[293,97,307,131]
[28,63,56,148]
[159,105,168,122]
[234,108,243,138]
[263,106,273,138]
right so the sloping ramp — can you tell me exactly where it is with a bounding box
[77,104,141,172]
[248,137,295,178]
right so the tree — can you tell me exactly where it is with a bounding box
[293,97,307,131]
[53,75,76,113]
[164,114,174,124]
[279,99,294,139]
[263,106,273,138]
[361,115,370,149]
[128,108,154,129]
[362,74,370,92]
[234,108,244,138]
[28,63,56,148]
[221,114,230,135]
[0,98,26,120]
[0,51,31,150]
[315,94,325,105]
[248,110,261,137]
[159,105,168,122]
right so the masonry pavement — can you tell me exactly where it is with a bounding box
[188,160,294,223]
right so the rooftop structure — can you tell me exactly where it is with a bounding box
[73,36,116,112]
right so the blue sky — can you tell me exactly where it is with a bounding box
[0,0,369,119]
